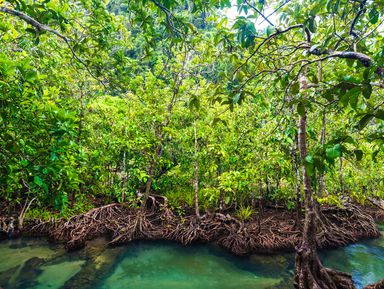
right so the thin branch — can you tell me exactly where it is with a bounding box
[238,68,288,91]
[258,0,291,25]
[243,0,275,27]
[0,6,69,40]
[356,18,384,45]
[349,0,367,39]
[150,0,186,38]
[234,24,310,75]
[0,6,107,88]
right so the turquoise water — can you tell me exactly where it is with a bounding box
[0,225,382,289]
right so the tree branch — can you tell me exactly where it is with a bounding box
[349,0,367,39]
[0,6,69,40]
[0,5,107,88]
[234,24,311,74]
[243,0,275,27]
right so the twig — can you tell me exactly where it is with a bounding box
[0,6,107,88]
[349,0,367,39]
[243,0,275,27]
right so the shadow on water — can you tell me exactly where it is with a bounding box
[0,226,382,289]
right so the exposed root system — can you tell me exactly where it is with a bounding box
[316,204,379,249]
[19,202,381,255]
[295,246,356,289]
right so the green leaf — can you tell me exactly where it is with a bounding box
[326,144,341,160]
[372,150,380,161]
[189,96,200,110]
[343,136,354,144]
[339,92,349,107]
[290,82,300,94]
[305,154,314,164]
[212,117,228,126]
[326,0,332,12]
[339,87,360,108]
[363,68,371,81]
[233,92,241,104]
[34,176,44,187]
[358,114,374,130]
[349,91,359,110]
[354,149,363,161]
[334,0,340,13]
[362,84,372,99]
[369,7,379,24]
[304,157,314,176]
[308,17,317,33]
[266,25,274,37]
[322,88,335,101]
[374,110,384,120]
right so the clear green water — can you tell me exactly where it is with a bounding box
[0,225,382,289]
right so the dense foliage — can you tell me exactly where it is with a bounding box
[0,0,383,218]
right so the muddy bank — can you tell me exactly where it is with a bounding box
[1,203,379,256]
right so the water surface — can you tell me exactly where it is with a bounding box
[0,225,382,289]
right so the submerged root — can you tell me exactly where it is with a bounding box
[295,245,356,289]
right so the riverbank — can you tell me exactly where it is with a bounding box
[1,202,382,255]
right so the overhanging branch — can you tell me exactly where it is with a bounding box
[234,24,311,74]
[0,5,107,88]
[350,0,367,38]
[0,6,69,41]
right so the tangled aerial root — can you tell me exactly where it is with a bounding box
[23,202,380,255]
[316,204,380,249]
[295,246,356,289]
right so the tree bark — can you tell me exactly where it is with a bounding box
[141,145,161,211]
[140,44,189,211]
[293,132,302,227]
[339,156,344,194]
[318,110,328,197]
[121,151,127,203]
[193,117,200,218]
[294,74,356,289]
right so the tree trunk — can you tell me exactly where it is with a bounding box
[293,132,302,227]
[140,44,190,212]
[193,117,200,218]
[141,145,161,211]
[318,110,328,197]
[76,87,85,143]
[339,156,344,194]
[294,75,355,289]
[121,151,127,203]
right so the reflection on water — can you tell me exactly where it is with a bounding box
[0,225,382,289]
[320,224,384,289]
[99,242,292,289]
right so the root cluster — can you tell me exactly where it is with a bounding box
[295,245,356,289]
[316,204,380,249]
[23,201,381,255]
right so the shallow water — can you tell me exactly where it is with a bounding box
[0,225,382,289]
